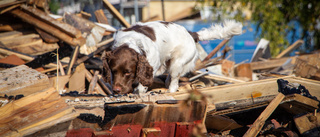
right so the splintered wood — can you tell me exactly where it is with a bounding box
[0,88,78,136]
[0,65,50,96]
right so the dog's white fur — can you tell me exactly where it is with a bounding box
[112,20,242,93]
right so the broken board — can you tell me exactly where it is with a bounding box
[0,65,51,96]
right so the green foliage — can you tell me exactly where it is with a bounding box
[201,0,320,56]
[49,0,60,14]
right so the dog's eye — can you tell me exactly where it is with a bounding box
[124,71,131,76]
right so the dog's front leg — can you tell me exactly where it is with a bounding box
[167,75,180,93]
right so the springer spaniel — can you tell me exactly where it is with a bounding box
[102,20,242,94]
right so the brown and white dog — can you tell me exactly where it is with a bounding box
[102,20,242,94]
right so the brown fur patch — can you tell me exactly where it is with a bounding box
[160,21,173,27]
[188,31,200,42]
[123,25,156,41]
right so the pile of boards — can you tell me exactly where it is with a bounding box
[1,0,320,137]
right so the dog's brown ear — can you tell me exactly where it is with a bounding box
[101,50,113,84]
[137,55,153,86]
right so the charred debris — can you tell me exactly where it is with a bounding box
[1,0,320,137]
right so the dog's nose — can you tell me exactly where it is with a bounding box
[113,86,122,93]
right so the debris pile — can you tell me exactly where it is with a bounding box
[1,0,320,137]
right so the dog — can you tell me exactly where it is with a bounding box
[102,20,242,94]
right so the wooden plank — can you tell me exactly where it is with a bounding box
[66,45,79,75]
[0,54,25,65]
[0,65,50,96]
[201,71,246,84]
[276,40,303,58]
[0,31,23,41]
[221,59,235,77]
[97,74,113,95]
[0,34,41,47]
[235,63,252,81]
[0,88,75,136]
[294,111,320,134]
[68,63,86,92]
[171,76,320,105]
[0,0,25,8]
[94,9,109,24]
[294,54,320,80]
[50,75,70,92]
[35,28,59,43]
[63,12,105,52]
[26,42,59,55]
[203,39,230,62]
[142,127,161,137]
[20,5,82,38]
[243,93,285,137]
[250,57,291,70]
[102,0,130,28]
[0,4,20,14]
[205,115,242,131]
[212,93,318,116]
[10,9,81,46]
[280,94,319,115]
[86,70,106,96]
[0,24,25,31]
[250,53,319,70]
[102,101,206,130]
[14,109,79,137]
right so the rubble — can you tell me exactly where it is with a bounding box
[0,0,320,137]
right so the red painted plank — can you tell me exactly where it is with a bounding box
[109,124,142,137]
[151,122,176,137]
[175,122,194,137]
[66,128,94,137]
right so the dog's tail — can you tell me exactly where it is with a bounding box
[196,20,243,41]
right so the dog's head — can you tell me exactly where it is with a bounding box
[102,45,153,94]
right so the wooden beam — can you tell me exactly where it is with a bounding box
[10,9,81,46]
[20,5,82,38]
[0,0,25,8]
[243,93,285,137]
[0,47,34,61]
[86,70,106,96]
[235,63,252,81]
[250,57,291,70]
[0,24,26,31]
[94,9,109,24]
[35,28,60,43]
[88,70,100,94]
[0,31,23,41]
[97,74,113,95]
[66,46,79,75]
[171,76,320,105]
[203,39,230,62]
[294,111,320,134]
[276,40,304,58]
[102,0,130,28]
[201,71,246,84]
[0,87,77,136]
[0,4,20,14]
[0,65,50,96]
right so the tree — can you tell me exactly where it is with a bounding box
[200,0,320,56]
